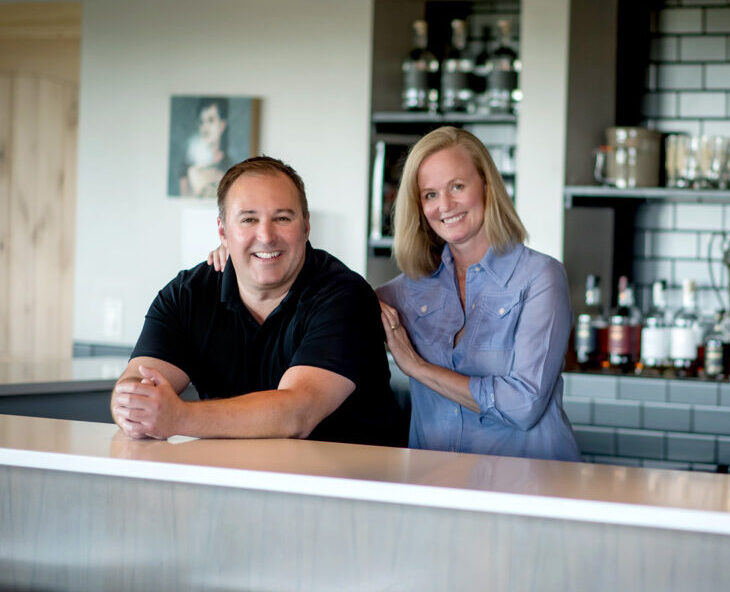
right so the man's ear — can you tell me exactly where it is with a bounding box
[303,216,310,240]
[217,217,227,245]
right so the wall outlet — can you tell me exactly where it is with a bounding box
[103,298,123,340]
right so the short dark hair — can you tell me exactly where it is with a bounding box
[217,156,309,222]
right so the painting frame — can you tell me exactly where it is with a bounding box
[167,95,260,198]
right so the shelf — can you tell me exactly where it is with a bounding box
[564,185,730,208]
[372,111,517,125]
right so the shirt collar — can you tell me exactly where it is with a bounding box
[220,241,313,310]
[435,242,524,287]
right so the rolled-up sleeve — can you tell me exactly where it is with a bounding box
[468,260,571,431]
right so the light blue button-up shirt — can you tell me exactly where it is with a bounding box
[377,242,581,461]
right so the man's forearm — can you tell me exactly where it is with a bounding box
[179,389,316,439]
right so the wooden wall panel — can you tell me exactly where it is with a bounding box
[0,2,80,359]
[59,83,77,358]
[0,76,10,355]
[8,75,39,356]
[2,74,77,357]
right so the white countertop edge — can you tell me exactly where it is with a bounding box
[3,447,730,536]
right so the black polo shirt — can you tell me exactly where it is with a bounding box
[131,243,407,447]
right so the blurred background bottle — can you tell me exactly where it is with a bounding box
[574,275,607,370]
[608,276,642,372]
[639,280,669,375]
[478,18,520,115]
[440,19,473,113]
[703,309,729,379]
[401,20,439,112]
[670,279,701,377]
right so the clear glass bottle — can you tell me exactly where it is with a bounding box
[608,276,642,372]
[401,20,439,112]
[670,279,700,376]
[639,280,669,374]
[703,310,727,379]
[440,19,473,113]
[481,19,520,115]
[574,275,607,370]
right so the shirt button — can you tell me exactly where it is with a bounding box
[498,307,505,315]
[471,303,476,310]
[420,305,427,313]
[453,408,458,415]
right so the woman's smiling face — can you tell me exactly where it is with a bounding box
[417,145,489,256]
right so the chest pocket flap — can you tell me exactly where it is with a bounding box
[471,290,524,350]
[406,289,447,345]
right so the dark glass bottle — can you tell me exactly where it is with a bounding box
[482,19,520,114]
[440,19,473,113]
[470,24,490,110]
[639,280,669,375]
[608,276,642,372]
[401,20,439,112]
[703,310,728,379]
[574,275,607,370]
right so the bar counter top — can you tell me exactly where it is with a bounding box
[3,414,730,536]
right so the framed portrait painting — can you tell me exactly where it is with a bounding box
[167,95,260,198]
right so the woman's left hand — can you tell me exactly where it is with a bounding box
[207,244,229,271]
[379,301,424,378]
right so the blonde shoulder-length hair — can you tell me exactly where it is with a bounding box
[393,126,527,278]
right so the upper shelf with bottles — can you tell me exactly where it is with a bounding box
[370,0,521,120]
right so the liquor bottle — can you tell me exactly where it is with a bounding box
[481,19,520,115]
[401,20,439,112]
[574,275,607,370]
[440,19,474,113]
[470,25,490,112]
[639,280,669,374]
[608,276,642,372]
[669,279,701,376]
[703,310,728,379]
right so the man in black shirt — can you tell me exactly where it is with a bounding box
[111,156,405,446]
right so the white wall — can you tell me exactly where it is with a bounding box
[74,0,373,345]
[515,0,570,262]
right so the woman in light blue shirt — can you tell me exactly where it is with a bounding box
[377,126,580,461]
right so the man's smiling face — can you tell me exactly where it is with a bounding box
[218,171,310,301]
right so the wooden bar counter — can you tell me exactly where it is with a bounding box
[2,414,730,591]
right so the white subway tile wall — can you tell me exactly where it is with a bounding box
[705,7,730,32]
[636,1,730,315]
[680,35,726,60]
[705,63,730,88]
[564,372,730,472]
[657,8,703,33]
[656,63,703,88]
[679,90,727,116]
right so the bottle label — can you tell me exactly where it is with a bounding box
[608,325,631,355]
[641,326,668,362]
[575,322,596,363]
[441,68,472,110]
[670,327,698,360]
[705,346,724,377]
